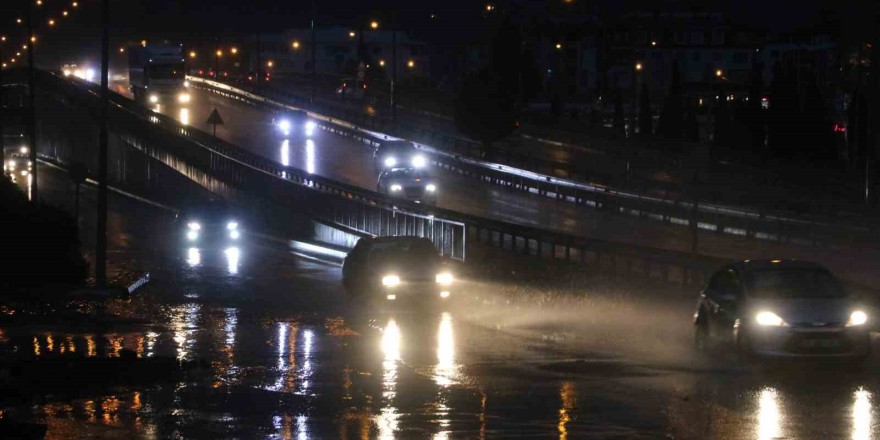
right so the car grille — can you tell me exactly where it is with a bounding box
[405,187,424,198]
[783,333,851,354]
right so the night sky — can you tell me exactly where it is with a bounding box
[0,0,872,69]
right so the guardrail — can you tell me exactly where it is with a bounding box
[41,71,730,287]
[189,77,879,253]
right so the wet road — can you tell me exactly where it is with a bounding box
[122,84,880,287]
[6,169,880,438]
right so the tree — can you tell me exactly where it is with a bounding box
[767,62,800,159]
[746,62,766,152]
[612,87,625,135]
[801,74,835,161]
[657,62,684,138]
[638,80,652,136]
[454,69,517,147]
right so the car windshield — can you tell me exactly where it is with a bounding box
[148,63,185,79]
[747,268,846,299]
[184,203,231,222]
[385,168,429,179]
[369,239,438,264]
[379,142,416,155]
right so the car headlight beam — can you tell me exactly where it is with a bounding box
[187,222,201,230]
[426,184,437,192]
[278,119,291,132]
[384,157,397,167]
[186,230,198,241]
[227,221,238,230]
[412,154,427,168]
[178,93,191,104]
[149,94,159,104]
[435,272,453,285]
[382,275,401,287]
[847,310,868,326]
[755,311,786,327]
[229,230,240,240]
[390,184,403,192]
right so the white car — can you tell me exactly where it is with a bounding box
[694,260,871,361]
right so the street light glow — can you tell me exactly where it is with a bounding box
[349,31,356,38]
[216,49,223,57]
[63,10,68,16]
[292,40,300,49]
[370,21,379,29]
[119,47,125,53]
[267,60,274,68]
[48,19,55,26]
[189,51,197,58]
[230,47,238,54]
[716,69,723,77]
[379,59,385,67]
[72,1,78,7]
[486,4,494,11]
[141,39,147,46]
[635,62,643,71]
[555,43,562,50]
[407,60,415,68]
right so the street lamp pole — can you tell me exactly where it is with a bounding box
[96,0,110,286]
[391,24,397,121]
[25,0,38,202]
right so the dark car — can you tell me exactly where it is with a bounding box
[342,236,454,300]
[377,167,438,205]
[272,109,315,138]
[176,200,243,248]
[373,140,425,171]
[693,260,870,361]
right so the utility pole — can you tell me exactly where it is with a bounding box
[96,0,110,286]
[310,1,317,104]
[26,0,38,202]
[391,25,397,121]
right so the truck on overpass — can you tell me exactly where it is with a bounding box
[128,42,190,106]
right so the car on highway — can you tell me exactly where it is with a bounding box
[4,146,32,184]
[377,167,438,205]
[335,77,366,99]
[373,140,426,171]
[272,109,315,138]
[177,200,243,248]
[693,260,871,361]
[342,236,454,300]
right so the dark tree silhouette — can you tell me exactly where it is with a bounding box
[657,62,684,138]
[612,87,625,135]
[454,69,517,146]
[767,62,800,159]
[638,80,652,136]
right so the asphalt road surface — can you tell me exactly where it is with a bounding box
[4,165,880,439]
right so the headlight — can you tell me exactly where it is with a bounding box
[390,184,403,192]
[229,230,240,240]
[227,221,238,230]
[178,93,191,104]
[755,311,786,327]
[847,310,868,326]
[305,120,317,132]
[187,222,201,230]
[384,157,397,167]
[149,94,159,104]
[184,80,191,88]
[426,184,437,192]
[186,230,198,241]
[382,275,401,287]
[435,272,453,285]
[277,120,291,132]
[412,155,427,168]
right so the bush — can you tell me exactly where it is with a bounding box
[0,177,87,295]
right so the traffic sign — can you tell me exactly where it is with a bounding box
[206,108,224,136]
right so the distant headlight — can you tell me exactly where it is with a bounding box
[847,310,868,326]
[227,222,238,230]
[187,222,201,230]
[384,157,397,167]
[426,184,437,192]
[184,80,191,88]
[755,311,786,327]
[149,94,159,104]
[229,230,240,240]
[382,275,401,287]
[178,93,191,104]
[390,184,403,192]
[435,272,453,285]
[305,120,317,133]
[186,230,198,241]
[277,119,291,132]
[412,155,427,168]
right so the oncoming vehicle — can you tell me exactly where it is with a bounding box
[693,260,871,361]
[3,146,32,184]
[336,77,366,99]
[342,236,454,301]
[373,140,426,171]
[377,167,438,205]
[272,109,316,138]
[176,200,243,248]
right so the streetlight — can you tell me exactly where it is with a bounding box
[48,19,55,26]
[715,68,723,77]
[230,47,238,55]
[189,50,196,59]
[118,47,124,53]
[267,60,274,68]
[216,49,223,57]
[407,60,414,68]
[486,4,494,11]
[370,20,379,29]
[379,59,385,67]
[291,40,300,50]
[348,31,356,38]
[635,62,643,71]
[555,43,562,50]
